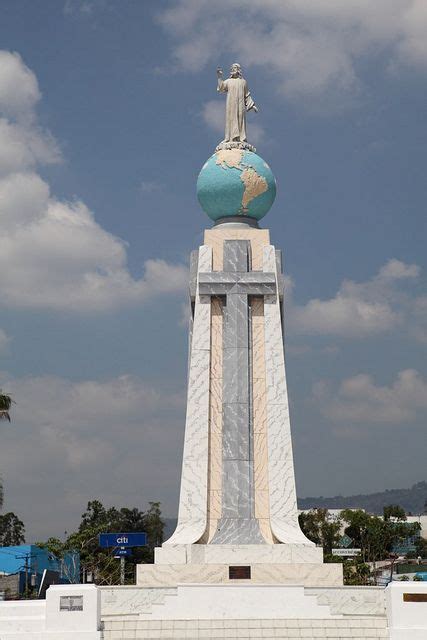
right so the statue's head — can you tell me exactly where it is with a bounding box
[230,63,242,78]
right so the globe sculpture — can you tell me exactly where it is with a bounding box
[197,148,276,222]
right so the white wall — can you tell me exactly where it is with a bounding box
[386,581,427,640]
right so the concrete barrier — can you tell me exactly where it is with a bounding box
[386,581,427,639]
[0,583,101,639]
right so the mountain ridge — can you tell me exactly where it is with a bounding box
[298,481,427,515]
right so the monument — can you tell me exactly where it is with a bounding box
[136,64,342,589]
[0,62,398,640]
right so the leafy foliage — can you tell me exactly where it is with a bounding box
[0,512,25,546]
[415,536,427,558]
[300,505,423,585]
[298,508,341,554]
[342,558,371,585]
[383,504,406,521]
[341,509,420,564]
[38,500,165,585]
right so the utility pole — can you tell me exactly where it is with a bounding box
[24,554,30,597]
[120,556,125,586]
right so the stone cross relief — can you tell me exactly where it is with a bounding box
[198,240,276,544]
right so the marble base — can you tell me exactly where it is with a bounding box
[136,562,343,588]
[155,543,323,565]
[145,584,335,620]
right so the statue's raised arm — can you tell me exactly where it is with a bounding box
[216,63,258,151]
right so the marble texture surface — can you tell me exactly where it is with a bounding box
[100,587,175,616]
[154,544,323,565]
[137,562,342,588]
[147,584,334,620]
[204,227,270,271]
[263,245,313,546]
[164,245,212,545]
[210,240,265,545]
[201,296,223,543]
[307,587,386,616]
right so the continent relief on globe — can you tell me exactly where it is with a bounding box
[215,149,268,211]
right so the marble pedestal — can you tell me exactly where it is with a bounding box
[137,224,343,591]
[136,544,343,588]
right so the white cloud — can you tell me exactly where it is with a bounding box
[0,51,40,118]
[378,259,420,280]
[0,51,187,312]
[202,100,264,144]
[313,369,427,424]
[287,259,422,338]
[0,371,185,539]
[0,119,60,175]
[158,1,427,105]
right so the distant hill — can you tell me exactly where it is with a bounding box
[298,481,427,515]
[163,518,178,540]
[160,483,427,536]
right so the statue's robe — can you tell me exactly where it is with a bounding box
[218,77,255,142]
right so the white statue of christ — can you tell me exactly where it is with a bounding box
[217,63,258,144]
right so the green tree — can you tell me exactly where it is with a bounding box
[341,508,420,564]
[0,513,25,546]
[38,499,165,585]
[298,509,342,555]
[383,504,406,521]
[342,558,370,585]
[0,394,25,548]
[415,536,427,559]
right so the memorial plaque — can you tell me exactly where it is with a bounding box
[403,593,427,602]
[60,595,83,611]
[229,566,251,579]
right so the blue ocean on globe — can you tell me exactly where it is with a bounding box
[197,149,276,221]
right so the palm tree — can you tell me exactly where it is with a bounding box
[0,391,12,511]
[0,391,12,422]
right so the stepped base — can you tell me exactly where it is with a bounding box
[100,583,388,639]
[137,562,343,588]
[102,616,388,640]
[155,543,323,565]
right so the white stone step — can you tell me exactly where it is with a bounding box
[143,584,334,620]
[102,616,389,639]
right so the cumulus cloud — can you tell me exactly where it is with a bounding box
[0,51,187,312]
[202,100,264,144]
[287,259,423,338]
[313,369,427,424]
[0,51,41,118]
[158,1,427,105]
[0,371,185,539]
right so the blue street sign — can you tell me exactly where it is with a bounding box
[99,532,147,548]
[113,548,132,558]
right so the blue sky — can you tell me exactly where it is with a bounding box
[0,0,426,540]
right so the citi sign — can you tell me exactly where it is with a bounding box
[98,532,147,548]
